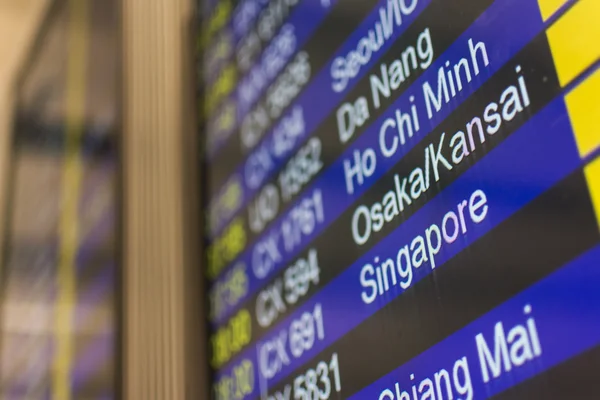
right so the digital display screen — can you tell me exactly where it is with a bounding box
[198,0,600,398]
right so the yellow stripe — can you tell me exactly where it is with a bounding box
[565,67,600,158]
[201,0,232,49]
[53,0,88,398]
[538,0,569,21]
[584,157,600,230]
[547,0,600,87]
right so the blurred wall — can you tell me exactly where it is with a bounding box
[0,0,51,256]
[122,0,209,398]
[0,0,121,398]
[0,1,208,398]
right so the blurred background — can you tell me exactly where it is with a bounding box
[0,0,207,399]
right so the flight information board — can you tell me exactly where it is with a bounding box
[197,0,600,398]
